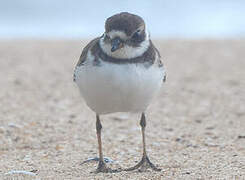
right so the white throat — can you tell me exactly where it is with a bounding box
[99,30,150,59]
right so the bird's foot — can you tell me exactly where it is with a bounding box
[95,161,121,173]
[81,157,121,173]
[95,161,111,173]
[124,155,161,172]
[81,157,114,165]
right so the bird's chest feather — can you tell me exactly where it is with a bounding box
[75,61,163,114]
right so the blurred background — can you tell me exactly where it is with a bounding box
[1,0,245,39]
[1,1,245,179]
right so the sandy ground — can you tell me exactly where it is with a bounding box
[0,39,245,179]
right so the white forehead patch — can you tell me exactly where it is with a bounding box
[107,30,128,40]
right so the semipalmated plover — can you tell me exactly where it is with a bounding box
[74,12,166,173]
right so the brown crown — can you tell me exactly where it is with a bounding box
[105,12,145,36]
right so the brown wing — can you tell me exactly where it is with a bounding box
[73,37,100,82]
[151,42,166,82]
[76,37,100,67]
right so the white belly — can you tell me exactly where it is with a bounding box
[75,61,163,114]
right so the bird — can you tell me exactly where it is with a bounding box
[74,12,166,173]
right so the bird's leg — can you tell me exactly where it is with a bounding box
[95,114,111,173]
[81,115,119,173]
[124,113,161,172]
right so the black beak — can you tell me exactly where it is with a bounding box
[111,37,122,52]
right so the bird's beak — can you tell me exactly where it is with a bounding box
[111,37,123,52]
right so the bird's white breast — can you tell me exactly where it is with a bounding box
[74,54,164,115]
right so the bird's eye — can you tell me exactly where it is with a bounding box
[132,30,141,40]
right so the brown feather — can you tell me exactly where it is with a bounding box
[105,12,145,36]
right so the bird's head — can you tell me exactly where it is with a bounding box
[100,12,150,59]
